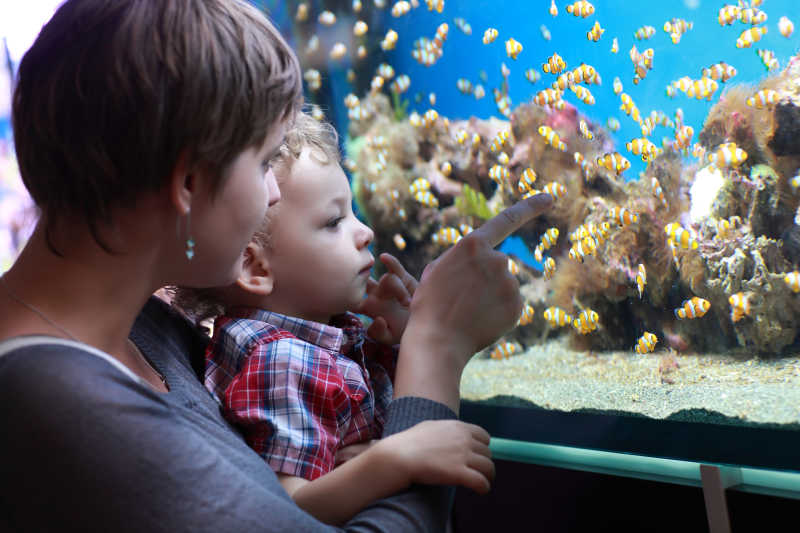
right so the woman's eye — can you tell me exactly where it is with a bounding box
[326,217,343,228]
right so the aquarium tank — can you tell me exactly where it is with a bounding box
[285,0,800,470]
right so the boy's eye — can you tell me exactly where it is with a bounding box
[325,216,344,228]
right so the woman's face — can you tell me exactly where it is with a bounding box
[180,122,287,289]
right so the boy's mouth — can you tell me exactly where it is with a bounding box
[359,259,374,275]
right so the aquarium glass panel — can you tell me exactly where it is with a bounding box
[283,0,800,441]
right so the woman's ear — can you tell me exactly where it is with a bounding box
[169,149,195,215]
[237,242,274,296]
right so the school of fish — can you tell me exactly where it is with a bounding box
[292,0,798,361]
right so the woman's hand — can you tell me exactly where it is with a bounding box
[393,193,553,413]
[379,420,494,494]
[355,254,418,345]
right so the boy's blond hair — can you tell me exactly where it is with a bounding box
[173,111,341,322]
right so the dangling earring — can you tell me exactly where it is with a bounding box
[182,210,195,260]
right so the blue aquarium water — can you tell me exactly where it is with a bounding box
[275,1,800,436]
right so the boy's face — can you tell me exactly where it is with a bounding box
[261,146,374,323]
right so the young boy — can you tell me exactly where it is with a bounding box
[176,112,471,525]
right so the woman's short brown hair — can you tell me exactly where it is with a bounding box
[12,0,302,253]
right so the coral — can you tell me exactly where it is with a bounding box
[768,103,800,157]
[390,90,409,122]
[348,53,800,357]
[747,164,794,239]
[454,184,496,220]
[702,233,800,353]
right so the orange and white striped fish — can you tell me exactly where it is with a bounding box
[518,304,535,326]
[543,307,573,327]
[651,177,668,208]
[587,21,604,42]
[538,228,559,251]
[571,85,595,105]
[568,237,597,262]
[665,222,698,250]
[518,167,537,193]
[534,88,563,107]
[626,137,661,162]
[566,1,594,18]
[736,26,767,48]
[715,216,741,240]
[381,29,398,50]
[609,206,638,226]
[746,89,780,109]
[572,63,597,84]
[579,120,594,140]
[738,7,767,25]
[538,126,567,151]
[505,38,523,60]
[543,257,556,280]
[489,129,511,152]
[674,297,710,319]
[482,27,499,45]
[702,61,737,82]
[542,53,567,74]
[707,142,747,169]
[414,190,439,208]
[779,16,794,38]
[674,125,694,151]
[635,332,658,354]
[543,181,567,199]
[573,309,599,334]
[634,25,656,40]
[718,4,740,26]
[551,71,576,91]
[728,292,751,323]
[596,152,630,175]
[488,164,510,186]
[431,226,462,246]
[636,264,646,298]
[490,341,518,360]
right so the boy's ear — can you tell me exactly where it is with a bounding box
[237,242,274,296]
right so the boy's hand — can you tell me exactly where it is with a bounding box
[379,420,495,494]
[356,253,418,345]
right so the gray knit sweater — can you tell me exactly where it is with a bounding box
[0,297,456,531]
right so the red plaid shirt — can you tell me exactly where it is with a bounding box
[204,308,397,481]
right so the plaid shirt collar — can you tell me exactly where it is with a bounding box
[224,307,365,355]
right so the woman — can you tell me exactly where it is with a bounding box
[0,0,552,531]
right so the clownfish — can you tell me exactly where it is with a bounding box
[674,297,710,319]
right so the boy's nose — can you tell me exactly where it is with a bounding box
[357,222,374,249]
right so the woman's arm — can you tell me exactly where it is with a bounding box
[0,346,453,532]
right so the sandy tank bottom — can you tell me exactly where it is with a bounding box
[460,337,800,426]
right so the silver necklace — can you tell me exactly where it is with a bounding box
[0,276,167,386]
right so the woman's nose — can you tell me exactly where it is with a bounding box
[265,168,281,207]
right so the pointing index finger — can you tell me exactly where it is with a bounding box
[468,193,553,248]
